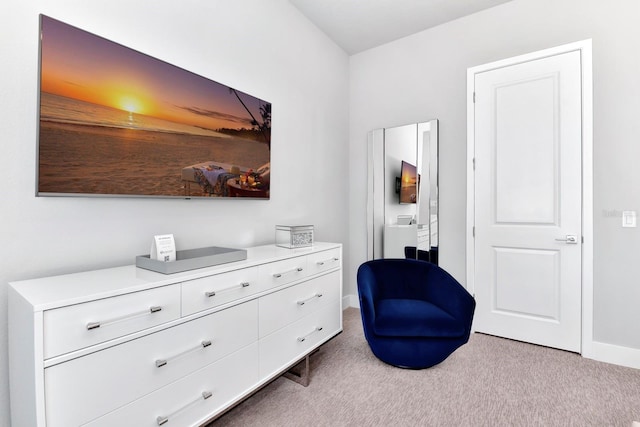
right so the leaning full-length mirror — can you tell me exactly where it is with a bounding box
[367,120,438,263]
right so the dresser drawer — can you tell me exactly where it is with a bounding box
[84,342,259,427]
[259,270,340,338]
[258,255,309,289]
[43,284,181,359]
[306,248,341,276]
[182,267,260,316]
[44,300,258,427]
[259,301,341,379]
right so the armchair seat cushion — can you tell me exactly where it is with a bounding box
[374,299,466,338]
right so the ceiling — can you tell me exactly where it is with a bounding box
[289,0,513,55]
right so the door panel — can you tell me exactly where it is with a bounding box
[494,247,559,320]
[495,75,557,224]
[474,50,582,352]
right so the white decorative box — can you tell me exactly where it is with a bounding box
[276,225,314,248]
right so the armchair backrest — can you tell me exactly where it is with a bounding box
[358,259,475,324]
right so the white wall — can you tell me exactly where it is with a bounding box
[0,0,349,423]
[348,0,640,358]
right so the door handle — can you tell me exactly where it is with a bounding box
[555,235,578,244]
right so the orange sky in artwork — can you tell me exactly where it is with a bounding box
[42,74,157,117]
[40,16,266,131]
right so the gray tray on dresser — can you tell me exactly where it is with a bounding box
[136,246,247,274]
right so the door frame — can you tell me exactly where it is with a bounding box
[466,40,593,356]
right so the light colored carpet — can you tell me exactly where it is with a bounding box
[210,307,640,426]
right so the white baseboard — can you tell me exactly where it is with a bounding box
[583,340,640,370]
[342,294,360,310]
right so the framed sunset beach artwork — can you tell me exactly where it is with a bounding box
[37,15,271,199]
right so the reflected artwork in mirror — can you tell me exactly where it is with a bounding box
[367,120,438,264]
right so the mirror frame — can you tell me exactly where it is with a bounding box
[366,119,439,262]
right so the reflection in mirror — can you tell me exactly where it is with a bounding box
[366,120,438,264]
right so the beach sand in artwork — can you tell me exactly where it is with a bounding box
[38,122,270,197]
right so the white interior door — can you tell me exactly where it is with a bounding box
[472,49,583,352]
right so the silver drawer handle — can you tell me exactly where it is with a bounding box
[273,267,303,278]
[316,257,339,266]
[297,293,323,306]
[297,326,323,342]
[155,340,212,368]
[156,390,212,425]
[86,306,162,330]
[205,282,250,298]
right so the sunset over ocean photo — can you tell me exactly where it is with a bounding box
[38,15,271,198]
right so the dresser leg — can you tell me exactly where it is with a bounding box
[283,350,318,387]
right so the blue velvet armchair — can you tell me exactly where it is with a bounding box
[357,258,475,369]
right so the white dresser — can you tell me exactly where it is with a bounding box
[8,242,342,427]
